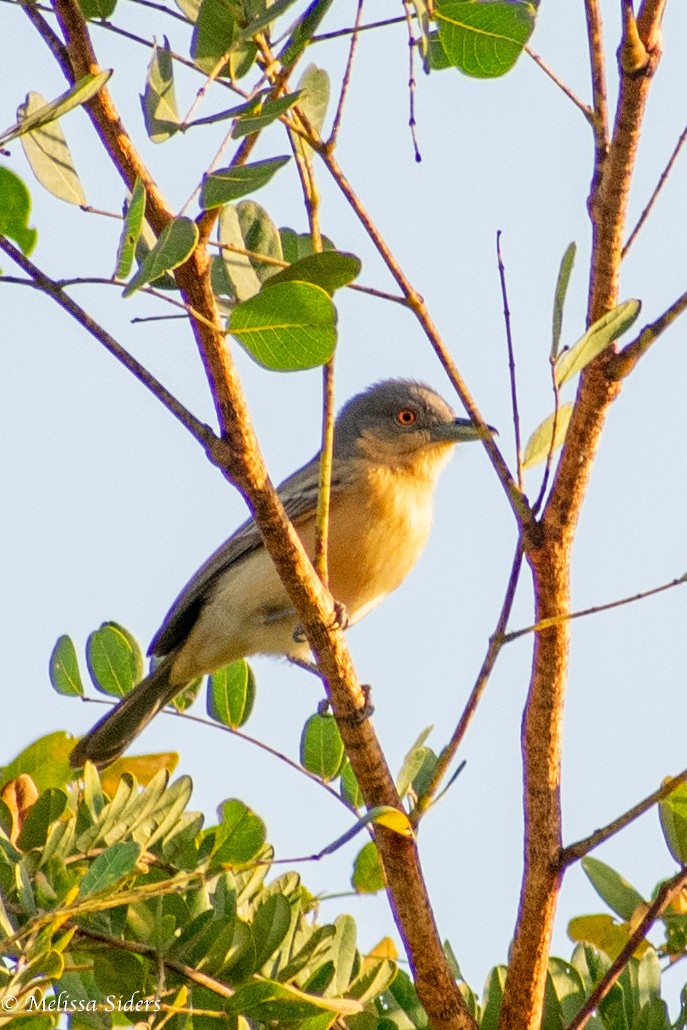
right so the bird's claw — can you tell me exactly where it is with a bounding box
[292,601,349,644]
[318,685,373,725]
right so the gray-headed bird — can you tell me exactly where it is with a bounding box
[70,379,488,768]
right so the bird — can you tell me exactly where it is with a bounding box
[70,379,488,768]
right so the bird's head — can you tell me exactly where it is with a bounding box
[334,379,491,478]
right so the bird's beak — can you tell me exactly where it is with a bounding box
[431,418,497,443]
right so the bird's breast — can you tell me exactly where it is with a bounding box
[323,463,436,623]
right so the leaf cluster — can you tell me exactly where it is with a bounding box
[0,743,399,1028]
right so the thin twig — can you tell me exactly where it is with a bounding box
[560,767,687,867]
[612,287,687,378]
[501,572,687,644]
[316,148,530,528]
[623,122,687,257]
[0,235,210,444]
[79,203,122,219]
[16,0,71,77]
[496,231,522,488]
[128,0,189,22]
[97,18,249,97]
[312,15,405,43]
[532,359,564,516]
[328,0,364,147]
[413,544,524,823]
[584,0,609,145]
[564,867,687,1030]
[76,694,356,814]
[402,0,422,163]
[213,240,408,304]
[525,46,594,124]
[70,924,236,999]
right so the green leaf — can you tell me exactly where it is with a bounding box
[552,242,576,359]
[232,199,284,287]
[522,403,573,470]
[232,92,301,138]
[79,0,116,19]
[49,634,84,696]
[634,998,670,1030]
[0,167,37,255]
[383,967,427,1028]
[0,732,75,792]
[293,64,330,156]
[280,227,335,262]
[582,857,646,921]
[78,840,142,897]
[351,841,384,894]
[86,621,144,697]
[347,960,397,1003]
[123,216,198,296]
[115,177,146,279]
[279,0,336,70]
[253,894,293,969]
[396,729,435,798]
[17,788,68,851]
[215,799,266,865]
[226,979,360,1021]
[340,759,363,809]
[426,30,452,71]
[93,951,146,1000]
[300,714,345,781]
[208,660,256,728]
[142,38,179,143]
[218,204,261,302]
[481,965,508,1030]
[264,250,361,295]
[200,156,290,209]
[18,92,87,206]
[0,70,112,146]
[555,299,641,387]
[569,915,631,962]
[548,957,586,1026]
[434,1,535,78]
[659,782,687,864]
[228,280,337,370]
[191,0,256,79]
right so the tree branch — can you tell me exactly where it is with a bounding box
[31,5,477,1026]
[0,236,210,443]
[413,543,523,824]
[560,767,687,867]
[611,287,687,378]
[564,867,687,1030]
[500,4,667,1025]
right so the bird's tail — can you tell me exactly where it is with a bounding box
[70,656,182,769]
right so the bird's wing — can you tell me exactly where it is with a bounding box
[149,455,355,657]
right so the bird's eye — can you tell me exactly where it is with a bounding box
[396,408,417,426]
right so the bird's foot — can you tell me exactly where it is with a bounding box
[292,601,349,644]
[319,684,374,725]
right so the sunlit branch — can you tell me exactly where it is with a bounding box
[413,544,524,823]
[0,235,210,444]
[402,0,421,163]
[564,867,687,1030]
[525,46,594,124]
[611,288,687,378]
[317,148,530,529]
[312,15,405,43]
[496,231,522,488]
[623,122,687,257]
[501,572,687,644]
[560,767,687,866]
